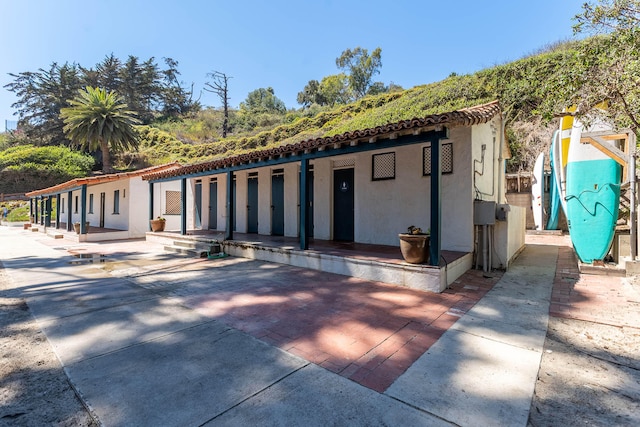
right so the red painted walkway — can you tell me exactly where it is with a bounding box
[186,266,502,392]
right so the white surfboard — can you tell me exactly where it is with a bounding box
[531,152,545,230]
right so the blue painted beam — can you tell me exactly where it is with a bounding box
[148,131,447,184]
[299,159,309,250]
[226,171,234,240]
[39,196,44,225]
[80,185,87,234]
[181,178,187,235]
[429,129,449,266]
[67,191,73,231]
[55,194,61,229]
[149,182,154,231]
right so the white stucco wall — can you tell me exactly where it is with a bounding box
[129,176,150,237]
[169,118,514,257]
[313,159,332,241]
[216,174,227,231]
[471,119,500,203]
[283,163,299,237]
[235,171,248,233]
[493,205,526,269]
[152,180,181,231]
[66,180,131,232]
[348,126,474,251]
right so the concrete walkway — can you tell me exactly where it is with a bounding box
[0,227,558,426]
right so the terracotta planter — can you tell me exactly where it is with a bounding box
[74,222,90,234]
[399,234,430,264]
[150,219,166,232]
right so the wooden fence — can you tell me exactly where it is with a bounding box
[0,193,27,202]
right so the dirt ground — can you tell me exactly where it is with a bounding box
[528,317,640,426]
[0,264,96,426]
[1,251,639,426]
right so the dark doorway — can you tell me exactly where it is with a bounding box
[333,168,354,241]
[271,170,285,236]
[99,192,105,228]
[208,179,217,230]
[247,174,259,233]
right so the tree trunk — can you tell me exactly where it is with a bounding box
[101,141,113,173]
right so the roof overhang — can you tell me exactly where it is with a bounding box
[143,101,501,183]
[26,162,181,198]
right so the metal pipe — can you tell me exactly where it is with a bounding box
[482,224,488,273]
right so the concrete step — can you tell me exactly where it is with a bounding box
[173,240,196,249]
[46,229,64,239]
[165,241,222,258]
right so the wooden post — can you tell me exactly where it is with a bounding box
[429,128,449,266]
[299,159,309,250]
[226,171,234,241]
[181,178,187,235]
[149,182,154,231]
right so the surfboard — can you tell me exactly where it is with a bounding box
[551,129,567,216]
[531,152,545,231]
[565,118,621,263]
[547,131,561,230]
[557,107,575,207]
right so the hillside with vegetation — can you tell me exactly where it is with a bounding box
[131,40,583,173]
[1,0,638,195]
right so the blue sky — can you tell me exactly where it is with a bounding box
[1,0,586,127]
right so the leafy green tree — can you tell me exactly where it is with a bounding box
[336,47,382,99]
[319,74,351,106]
[297,74,351,107]
[548,0,640,133]
[60,87,140,173]
[5,62,84,145]
[5,55,198,143]
[160,57,198,119]
[92,54,123,92]
[240,87,286,114]
[0,144,94,193]
[297,79,324,108]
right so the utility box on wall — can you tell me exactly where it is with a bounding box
[474,200,496,225]
[496,204,510,221]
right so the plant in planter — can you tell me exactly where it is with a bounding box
[150,216,166,232]
[73,221,90,234]
[398,225,430,264]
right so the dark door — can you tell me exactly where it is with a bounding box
[99,192,105,228]
[232,178,237,231]
[194,181,202,229]
[271,171,284,236]
[208,179,217,230]
[333,168,354,241]
[300,168,314,237]
[247,175,259,233]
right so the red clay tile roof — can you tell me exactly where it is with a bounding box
[25,162,181,197]
[141,100,500,181]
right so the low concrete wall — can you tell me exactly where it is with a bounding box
[491,205,526,270]
[221,241,450,293]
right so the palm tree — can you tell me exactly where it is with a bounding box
[60,86,140,173]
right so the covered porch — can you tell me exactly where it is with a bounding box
[145,230,472,293]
